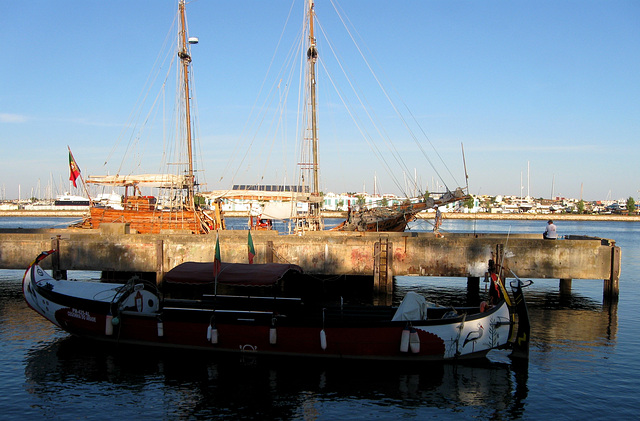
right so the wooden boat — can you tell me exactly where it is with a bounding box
[76,0,223,234]
[333,187,468,232]
[233,2,469,234]
[23,249,530,362]
[83,176,223,234]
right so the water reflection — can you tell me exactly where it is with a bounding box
[2,243,622,419]
[23,335,530,419]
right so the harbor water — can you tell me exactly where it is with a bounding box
[1,217,639,420]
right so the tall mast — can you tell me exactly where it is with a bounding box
[308,1,319,196]
[306,1,322,228]
[178,0,195,205]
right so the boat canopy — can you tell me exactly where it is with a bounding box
[391,291,434,321]
[87,174,189,188]
[164,262,303,286]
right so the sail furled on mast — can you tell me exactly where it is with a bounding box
[86,174,190,188]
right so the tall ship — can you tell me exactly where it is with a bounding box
[227,1,468,233]
[332,187,467,232]
[76,0,223,234]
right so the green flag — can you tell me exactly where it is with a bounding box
[248,230,255,264]
[213,231,221,277]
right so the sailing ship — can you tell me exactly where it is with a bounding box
[23,249,531,362]
[76,0,223,234]
[227,1,468,233]
[332,187,467,232]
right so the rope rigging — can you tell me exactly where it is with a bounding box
[218,0,465,201]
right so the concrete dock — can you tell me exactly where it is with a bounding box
[0,224,620,300]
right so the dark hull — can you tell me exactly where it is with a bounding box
[54,200,90,206]
[23,260,517,362]
[333,209,417,232]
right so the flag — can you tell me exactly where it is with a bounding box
[213,231,221,278]
[68,146,81,188]
[248,230,255,264]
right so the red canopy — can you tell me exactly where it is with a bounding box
[163,262,303,286]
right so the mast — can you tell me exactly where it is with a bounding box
[461,142,469,194]
[308,1,319,197]
[178,0,195,206]
[300,0,322,231]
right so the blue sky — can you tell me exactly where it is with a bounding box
[1,0,638,202]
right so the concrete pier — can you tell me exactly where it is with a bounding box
[0,227,620,300]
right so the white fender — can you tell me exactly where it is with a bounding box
[409,328,420,353]
[105,314,113,336]
[157,320,164,337]
[269,327,277,345]
[211,328,219,344]
[320,329,327,350]
[400,326,410,353]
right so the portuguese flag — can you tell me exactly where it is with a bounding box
[248,230,255,264]
[68,146,81,188]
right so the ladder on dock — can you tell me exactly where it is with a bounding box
[374,238,392,295]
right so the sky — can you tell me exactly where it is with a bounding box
[1,0,639,202]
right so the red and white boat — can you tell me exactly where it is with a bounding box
[23,250,530,362]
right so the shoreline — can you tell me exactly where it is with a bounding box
[0,209,637,222]
[416,212,639,222]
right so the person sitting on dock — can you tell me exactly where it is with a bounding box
[433,205,444,238]
[543,220,558,239]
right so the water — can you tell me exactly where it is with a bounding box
[1,217,639,420]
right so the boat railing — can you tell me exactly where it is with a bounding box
[120,310,160,318]
[201,294,302,302]
[163,294,305,314]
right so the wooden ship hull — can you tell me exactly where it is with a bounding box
[77,195,224,234]
[334,187,468,232]
[86,206,208,234]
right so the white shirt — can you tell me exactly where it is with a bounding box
[544,223,557,239]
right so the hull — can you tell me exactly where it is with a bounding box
[87,206,209,234]
[351,212,414,232]
[333,209,417,232]
[23,257,516,362]
[334,188,470,232]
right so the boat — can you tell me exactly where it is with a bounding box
[75,0,223,234]
[54,193,90,207]
[23,249,531,362]
[224,1,469,233]
[333,187,468,232]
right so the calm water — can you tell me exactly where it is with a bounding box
[1,217,639,420]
